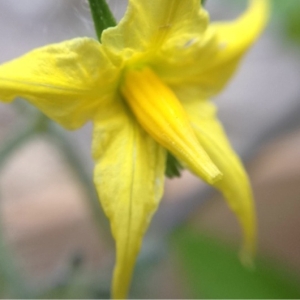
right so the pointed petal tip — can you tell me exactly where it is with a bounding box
[112,272,130,300]
[239,224,256,271]
[239,248,256,271]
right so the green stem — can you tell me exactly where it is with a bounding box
[0,112,112,246]
[0,114,45,169]
[88,0,116,40]
[0,214,31,298]
[0,117,45,298]
[48,125,112,245]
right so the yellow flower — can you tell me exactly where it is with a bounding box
[0,0,269,298]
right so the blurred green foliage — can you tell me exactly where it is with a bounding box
[272,0,300,44]
[172,227,300,299]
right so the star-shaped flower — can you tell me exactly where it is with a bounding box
[0,0,269,298]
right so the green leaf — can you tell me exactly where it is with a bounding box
[172,228,300,299]
[271,0,300,44]
[88,0,116,41]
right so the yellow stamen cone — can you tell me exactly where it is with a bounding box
[121,67,222,184]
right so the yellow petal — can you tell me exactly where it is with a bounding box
[0,38,117,129]
[92,96,166,299]
[184,99,256,265]
[197,0,270,95]
[121,67,222,185]
[208,0,270,69]
[101,0,208,64]
[153,0,269,99]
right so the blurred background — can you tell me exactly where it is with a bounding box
[1,0,300,298]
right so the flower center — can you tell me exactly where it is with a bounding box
[121,67,222,184]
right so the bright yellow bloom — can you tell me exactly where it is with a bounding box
[0,0,269,298]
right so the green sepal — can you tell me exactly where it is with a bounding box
[165,152,184,178]
[88,0,116,41]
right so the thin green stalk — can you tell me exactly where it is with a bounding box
[0,116,45,298]
[88,0,116,40]
[0,114,45,169]
[0,110,112,242]
[0,214,31,298]
[48,125,112,245]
